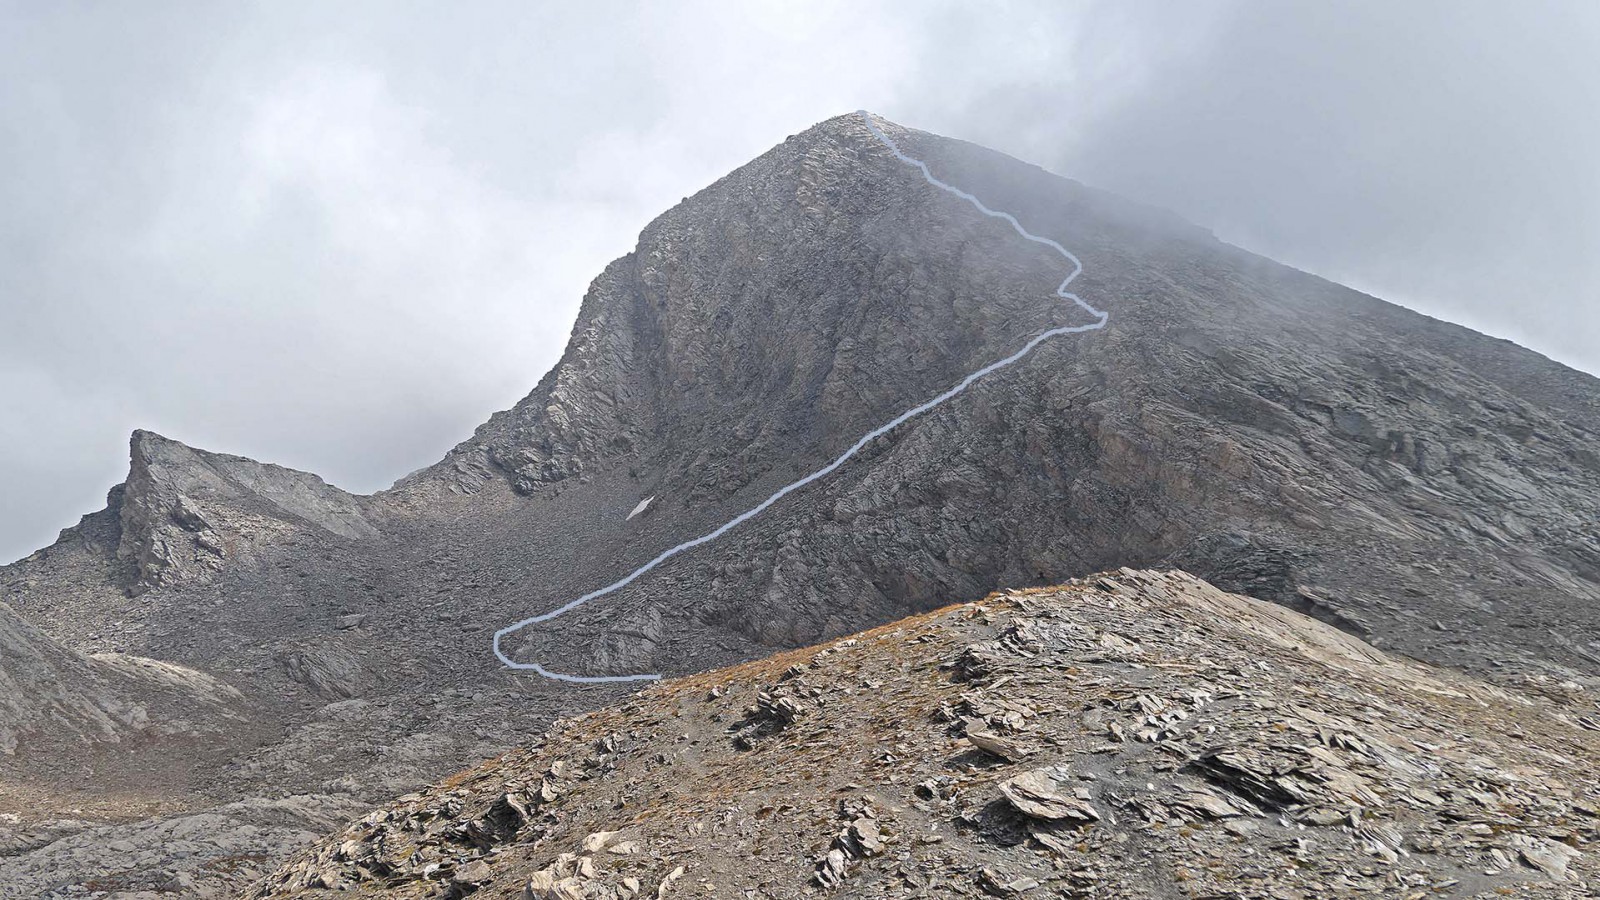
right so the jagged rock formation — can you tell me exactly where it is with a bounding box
[117,429,378,595]
[1,112,1597,896]
[4,429,381,656]
[254,570,1600,899]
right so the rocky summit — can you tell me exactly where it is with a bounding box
[0,113,1596,897]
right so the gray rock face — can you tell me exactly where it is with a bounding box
[278,642,374,700]
[117,429,378,595]
[0,794,364,899]
[0,595,243,758]
[407,113,1600,684]
[1,112,1598,895]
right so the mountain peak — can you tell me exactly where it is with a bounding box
[3,112,1599,896]
[129,426,180,446]
[410,110,1598,683]
[410,110,1114,498]
[114,430,377,595]
[127,426,204,463]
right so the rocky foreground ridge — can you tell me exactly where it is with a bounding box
[256,570,1599,899]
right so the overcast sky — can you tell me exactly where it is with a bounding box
[2,1,1596,563]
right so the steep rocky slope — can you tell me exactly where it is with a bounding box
[4,429,379,651]
[256,570,1600,899]
[389,112,1600,688]
[0,440,558,898]
[0,590,261,897]
[1,111,1597,895]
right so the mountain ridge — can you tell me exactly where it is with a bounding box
[1,111,1597,896]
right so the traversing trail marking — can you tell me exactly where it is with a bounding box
[492,110,1110,683]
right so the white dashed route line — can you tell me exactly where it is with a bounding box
[492,110,1109,683]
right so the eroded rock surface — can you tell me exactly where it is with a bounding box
[254,570,1600,899]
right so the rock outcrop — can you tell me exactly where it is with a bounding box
[3,429,383,656]
[254,570,1600,899]
[0,794,365,899]
[116,429,378,595]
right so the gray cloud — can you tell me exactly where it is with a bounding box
[2,1,1595,562]
[898,1,1599,368]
